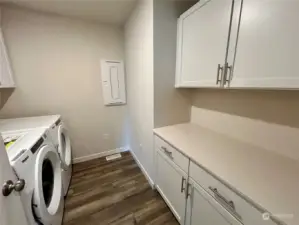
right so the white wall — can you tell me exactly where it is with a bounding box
[124,0,196,183]
[153,0,194,128]
[192,89,299,161]
[0,6,127,159]
[125,0,154,180]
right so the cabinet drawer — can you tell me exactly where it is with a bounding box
[154,135,189,173]
[189,161,275,225]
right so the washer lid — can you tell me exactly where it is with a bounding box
[57,124,72,170]
[33,145,62,225]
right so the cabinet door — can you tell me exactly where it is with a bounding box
[0,29,15,88]
[176,0,234,88]
[155,150,187,224]
[228,0,299,89]
[186,179,242,225]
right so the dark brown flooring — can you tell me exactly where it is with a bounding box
[63,152,179,225]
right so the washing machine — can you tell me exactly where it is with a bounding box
[0,115,72,196]
[3,128,64,225]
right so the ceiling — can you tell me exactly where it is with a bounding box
[2,0,137,26]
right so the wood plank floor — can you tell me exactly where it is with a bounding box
[63,152,179,225]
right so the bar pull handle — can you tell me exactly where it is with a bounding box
[161,146,173,160]
[209,187,242,221]
[216,64,223,85]
[185,182,192,199]
[224,62,233,86]
[181,177,186,193]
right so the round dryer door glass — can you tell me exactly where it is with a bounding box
[33,145,62,225]
[42,159,54,207]
[58,125,72,169]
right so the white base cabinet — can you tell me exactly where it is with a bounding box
[185,178,241,225]
[154,135,280,225]
[155,149,187,224]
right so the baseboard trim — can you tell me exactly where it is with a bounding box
[130,149,155,189]
[73,147,129,164]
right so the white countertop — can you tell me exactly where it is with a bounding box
[153,123,299,225]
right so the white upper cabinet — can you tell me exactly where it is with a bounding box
[176,0,234,88]
[0,29,15,88]
[227,0,299,89]
[176,0,299,89]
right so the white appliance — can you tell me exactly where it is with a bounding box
[0,115,72,196]
[3,128,64,225]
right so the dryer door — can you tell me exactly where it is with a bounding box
[33,145,62,225]
[57,124,72,170]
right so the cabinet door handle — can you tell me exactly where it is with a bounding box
[209,187,235,209]
[161,146,173,159]
[185,182,192,199]
[209,187,242,221]
[181,177,186,193]
[216,64,223,85]
[224,62,233,86]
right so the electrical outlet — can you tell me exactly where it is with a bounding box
[139,143,143,151]
[103,134,110,139]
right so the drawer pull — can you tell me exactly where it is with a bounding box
[162,146,173,159]
[181,177,186,193]
[161,146,167,151]
[209,187,242,222]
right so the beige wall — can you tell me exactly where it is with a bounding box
[124,0,196,181]
[192,89,299,160]
[153,0,194,128]
[125,0,154,179]
[0,6,127,159]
